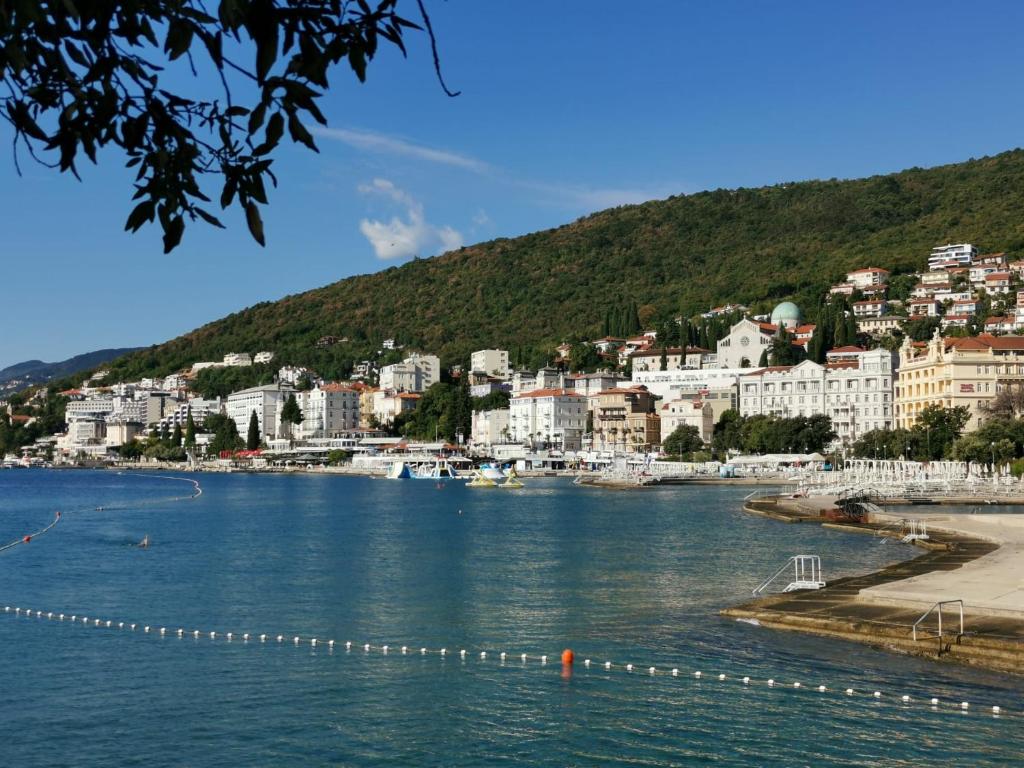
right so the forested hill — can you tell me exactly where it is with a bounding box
[108,150,1024,381]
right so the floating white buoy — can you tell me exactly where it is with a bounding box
[874,691,881,699]
[382,645,389,654]
[696,671,703,679]
[59,614,64,620]
[993,705,1001,714]
[541,655,547,664]
[460,649,467,658]
[604,661,611,670]
[194,630,200,639]
[159,627,166,636]
[14,608,21,615]
[294,637,301,646]
[649,667,656,675]
[226,632,232,641]
[480,651,486,659]
[175,629,182,637]
[47,612,53,619]
[311,638,317,647]
[846,689,854,696]
[902,695,911,703]
[118,622,124,629]
[421,647,427,655]
[818,685,826,693]
[83,617,89,624]
[500,652,506,661]
[328,640,335,648]
[261,634,267,643]
[587,660,593,668]
[69,614,74,620]
[130,624,136,631]
[440,648,446,656]
[793,682,801,689]
[743,677,750,685]
[671,668,678,676]
[344,641,350,649]
[243,633,249,642]
[961,702,970,710]
[522,654,528,662]
[364,643,370,652]
[930,698,939,706]
[626,664,633,672]
[277,635,283,643]
[144,626,150,633]
[401,646,407,654]
[719,674,726,681]
[95,619,102,626]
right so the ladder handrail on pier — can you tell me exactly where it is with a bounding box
[911,599,964,653]
[752,555,826,597]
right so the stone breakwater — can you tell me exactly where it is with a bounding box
[725,495,1024,675]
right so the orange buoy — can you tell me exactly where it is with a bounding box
[22,535,31,543]
[561,648,574,665]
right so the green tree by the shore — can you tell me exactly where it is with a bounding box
[246,411,261,451]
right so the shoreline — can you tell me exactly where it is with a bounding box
[726,495,1024,675]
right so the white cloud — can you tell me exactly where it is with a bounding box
[316,127,489,173]
[358,178,464,260]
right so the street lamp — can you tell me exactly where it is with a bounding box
[991,441,996,472]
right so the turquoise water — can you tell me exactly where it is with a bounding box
[1,470,1022,766]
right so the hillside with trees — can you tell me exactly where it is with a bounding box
[102,150,1024,382]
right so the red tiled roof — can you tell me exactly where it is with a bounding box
[825,361,859,370]
[853,299,885,306]
[513,388,585,399]
[848,267,890,274]
[741,366,793,376]
[827,345,866,354]
[985,272,1011,280]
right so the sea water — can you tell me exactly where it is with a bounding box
[0,470,1021,766]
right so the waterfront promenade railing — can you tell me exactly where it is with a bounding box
[912,600,965,655]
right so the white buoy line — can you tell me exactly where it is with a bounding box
[1,604,1010,718]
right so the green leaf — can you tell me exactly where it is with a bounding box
[287,113,317,152]
[245,202,266,247]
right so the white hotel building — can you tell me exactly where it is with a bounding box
[289,384,361,439]
[738,348,897,443]
[379,353,440,393]
[509,388,587,451]
[470,349,510,379]
[226,384,295,440]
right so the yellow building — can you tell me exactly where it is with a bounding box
[593,386,661,452]
[896,332,1024,431]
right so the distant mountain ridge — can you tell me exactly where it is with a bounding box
[96,149,1024,383]
[0,348,143,395]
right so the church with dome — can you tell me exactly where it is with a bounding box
[769,301,803,329]
[714,301,807,368]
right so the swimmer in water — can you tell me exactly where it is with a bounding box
[139,534,150,549]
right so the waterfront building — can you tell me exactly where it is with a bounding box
[592,386,661,453]
[566,371,630,398]
[378,353,440,393]
[660,398,715,444]
[470,408,511,450]
[896,332,1024,431]
[470,349,510,379]
[371,390,420,426]
[288,384,361,439]
[509,388,587,451]
[928,243,976,270]
[739,348,896,443]
[628,367,746,407]
[226,383,295,440]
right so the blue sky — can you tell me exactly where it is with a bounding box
[3,0,1024,368]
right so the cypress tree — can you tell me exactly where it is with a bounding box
[184,409,196,448]
[172,423,183,448]
[247,410,261,450]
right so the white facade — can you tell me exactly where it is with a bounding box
[289,385,360,439]
[738,349,896,443]
[378,353,440,393]
[278,365,312,386]
[928,243,976,271]
[226,384,295,441]
[509,389,587,451]
[716,318,776,369]
[471,408,511,449]
[470,349,510,379]
[511,367,564,395]
[254,351,275,364]
[65,398,115,421]
[223,353,253,367]
[629,368,750,404]
[846,268,889,290]
[660,400,715,444]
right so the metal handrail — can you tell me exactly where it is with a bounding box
[752,555,825,597]
[912,600,964,654]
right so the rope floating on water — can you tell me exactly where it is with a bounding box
[0,604,1010,719]
[0,511,62,554]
